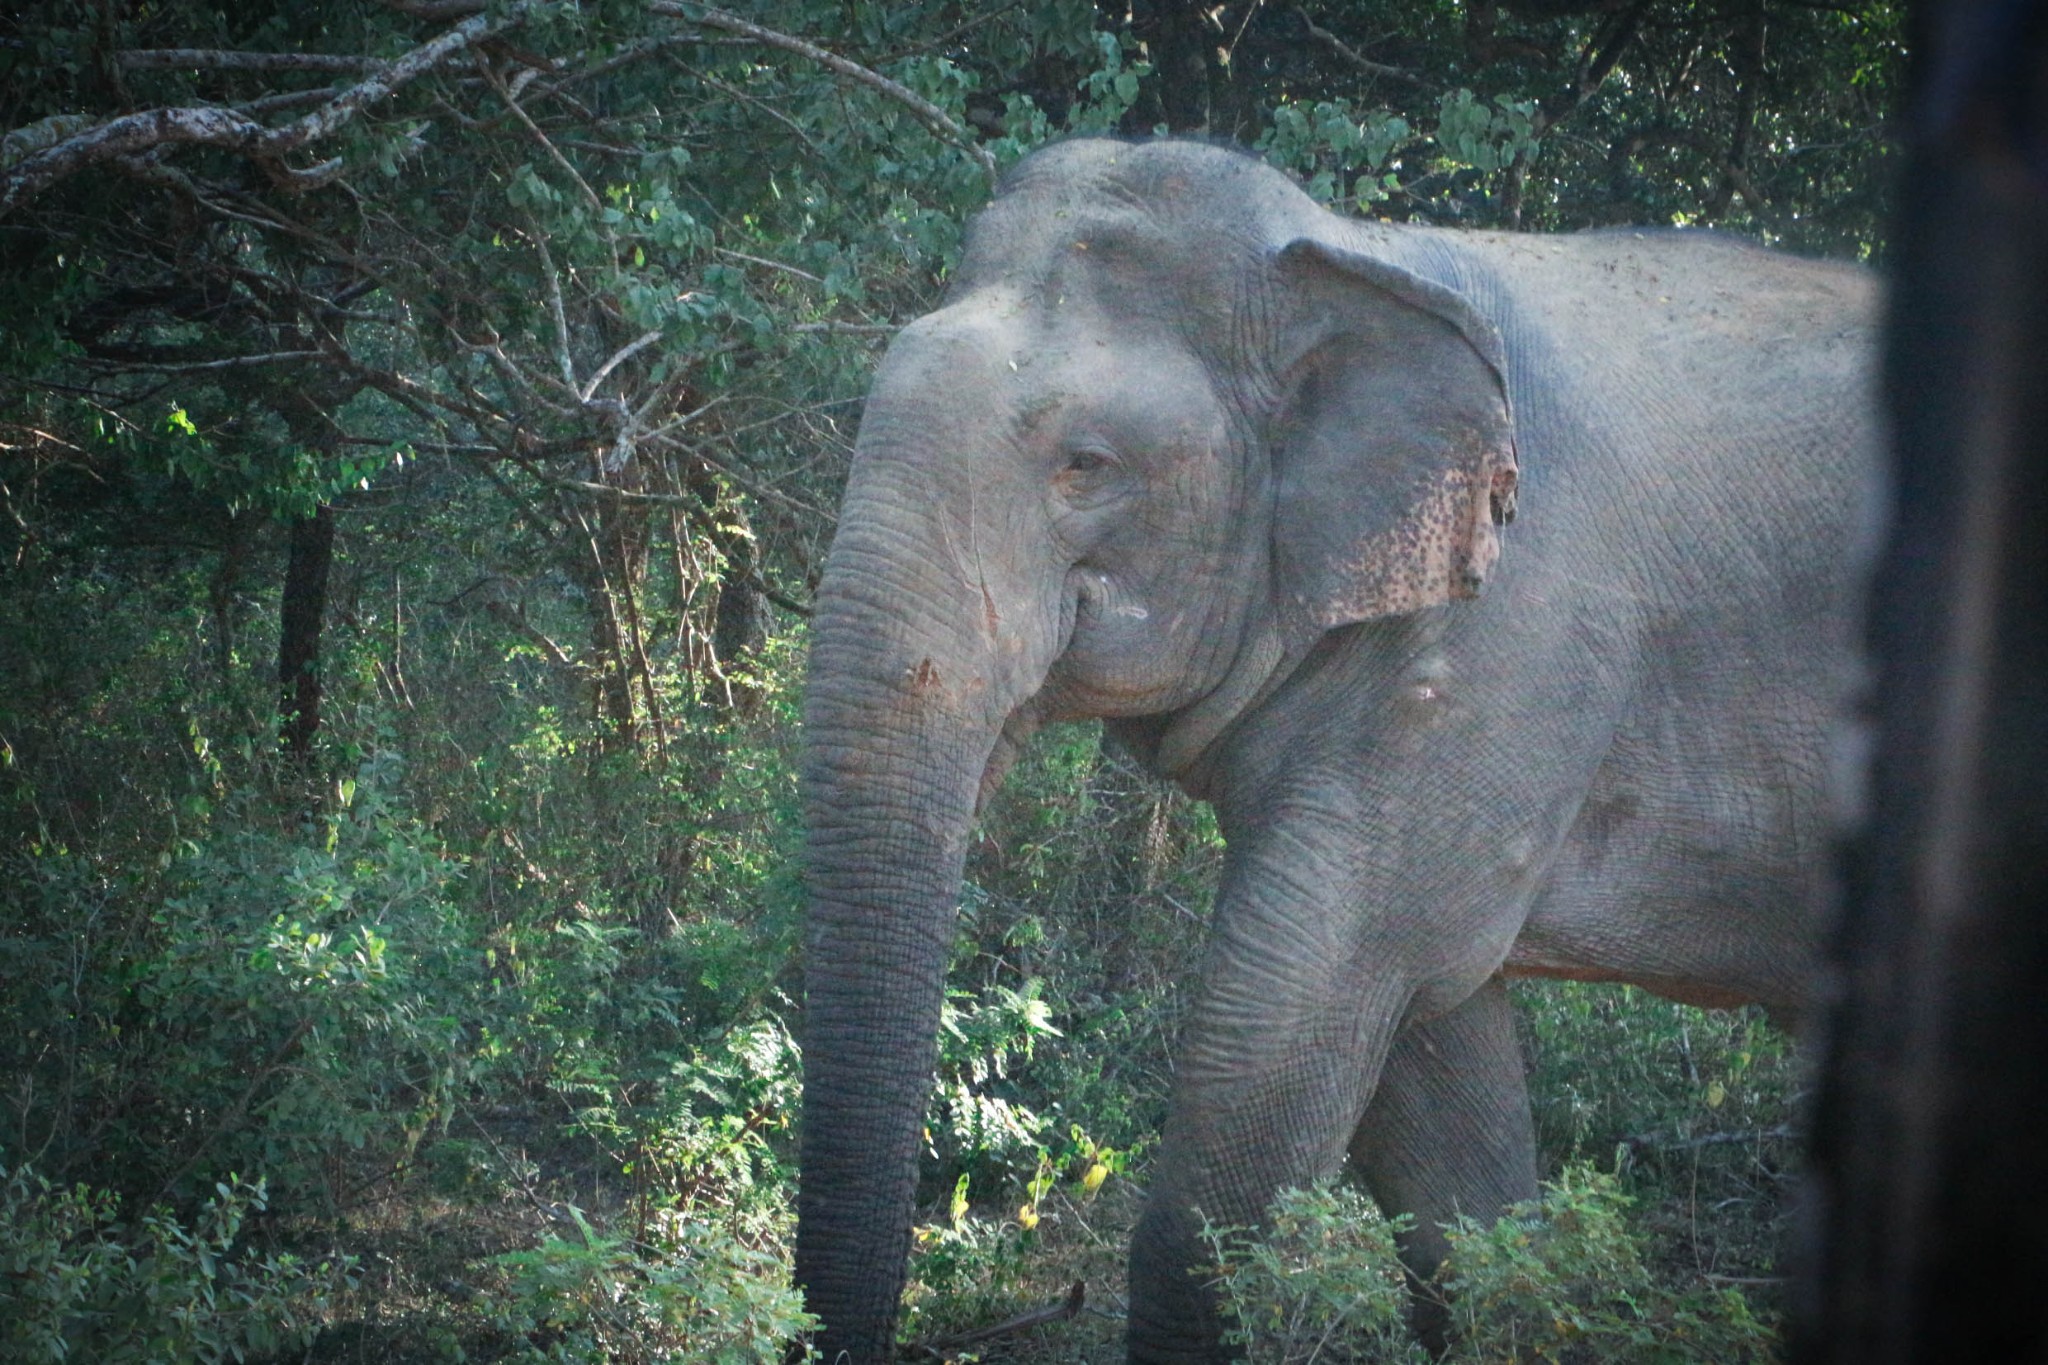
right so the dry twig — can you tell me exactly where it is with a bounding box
[913,1281,1088,1358]
[650,2,998,191]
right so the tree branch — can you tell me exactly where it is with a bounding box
[374,0,489,23]
[116,49,379,73]
[1294,11,1432,90]
[484,599,587,673]
[714,246,823,283]
[1625,1124,1795,1153]
[532,236,579,392]
[671,57,833,161]
[1548,0,1657,130]
[271,4,529,152]
[475,50,605,213]
[788,321,898,334]
[581,329,662,402]
[82,349,325,373]
[650,2,998,192]
[3,106,268,217]
[1,3,533,217]
[915,1282,1087,1357]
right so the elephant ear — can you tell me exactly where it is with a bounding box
[1267,236,1519,645]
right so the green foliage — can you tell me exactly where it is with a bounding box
[488,1206,815,1364]
[957,724,1223,1159]
[1202,1185,1425,1365]
[1,753,484,1210]
[1205,1169,1776,1365]
[1433,89,1545,178]
[0,1162,352,1365]
[927,981,1063,1188]
[1258,88,1543,212]
[1260,98,1415,209]
[1440,1168,1775,1363]
[1516,981,1797,1173]
[901,1205,1043,1343]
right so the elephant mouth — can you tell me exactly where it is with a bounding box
[1089,571,1150,620]
[1073,568,1149,622]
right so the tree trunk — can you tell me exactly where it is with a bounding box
[277,504,335,762]
[210,508,252,680]
[1794,1,2048,1356]
[566,498,651,750]
[1131,0,1226,133]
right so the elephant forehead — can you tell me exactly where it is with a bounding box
[865,299,1028,409]
[895,292,1030,358]
[884,293,1208,419]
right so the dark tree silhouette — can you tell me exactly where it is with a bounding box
[1798,1,2048,1358]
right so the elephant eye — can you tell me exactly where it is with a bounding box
[1054,446,1123,507]
[1063,447,1115,477]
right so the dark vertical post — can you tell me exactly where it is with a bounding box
[1796,1,2048,1358]
[278,504,336,762]
[1129,0,1226,133]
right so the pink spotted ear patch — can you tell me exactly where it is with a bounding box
[1308,435,1519,627]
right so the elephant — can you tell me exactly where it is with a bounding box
[794,136,1876,1363]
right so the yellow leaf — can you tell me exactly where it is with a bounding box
[949,1173,970,1229]
[1081,1162,1108,1195]
[1017,1204,1039,1231]
[1706,1080,1726,1109]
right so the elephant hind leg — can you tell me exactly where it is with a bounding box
[1350,975,1538,1352]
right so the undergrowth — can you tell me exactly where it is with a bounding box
[0,534,1800,1365]
[1203,1169,1776,1365]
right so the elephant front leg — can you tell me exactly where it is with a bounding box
[1128,1017,1403,1363]
[1121,756,1550,1362]
[1125,817,1418,1361]
[1350,975,1539,1352]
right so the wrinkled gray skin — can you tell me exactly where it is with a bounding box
[797,138,1875,1364]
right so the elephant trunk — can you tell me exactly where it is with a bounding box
[794,457,1047,1363]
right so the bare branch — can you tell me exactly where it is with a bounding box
[548,471,814,617]
[1624,1124,1795,1153]
[476,50,605,213]
[454,330,581,416]
[636,390,727,441]
[3,107,267,217]
[670,58,832,160]
[484,599,587,672]
[83,349,324,373]
[554,475,703,506]
[1546,0,1657,132]
[532,236,578,392]
[789,321,898,335]
[1,2,532,217]
[714,246,823,283]
[117,49,379,73]
[270,4,529,152]
[1294,11,1432,90]
[651,2,998,192]
[580,329,662,401]
[916,1283,1087,1357]
[757,580,813,618]
[677,444,837,523]
[334,350,512,433]
[235,87,347,117]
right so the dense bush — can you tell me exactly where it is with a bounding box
[486,1206,815,1365]
[1206,1170,1776,1365]
[0,1163,349,1365]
